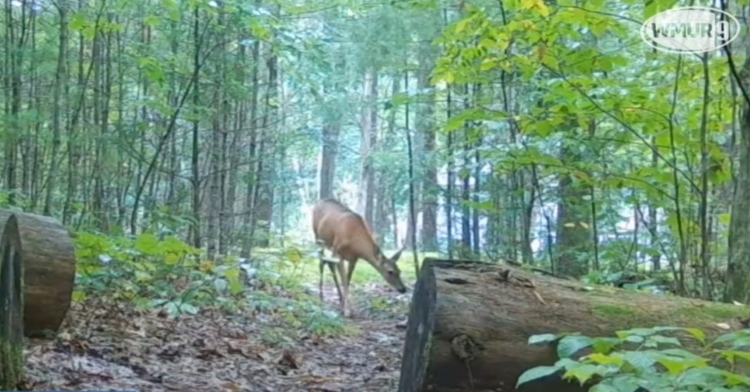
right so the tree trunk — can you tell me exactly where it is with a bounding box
[318,122,340,200]
[0,214,23,389]
[190,5,201,248]
[460,84,472,256]
[445,85,454,257]
[358,68,378,224]
[471,84,482,255]
[373,176,390,240]
[419,53,438,252]
[725,42,750,302]
[241,37,261,257]
[555,127,591,278]
[44,1,68,215]
[399,258,750,392]
[253,43,278,248]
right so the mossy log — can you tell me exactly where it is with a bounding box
[0,215,25,388]
[398,258,750,392]
[0,210,76,338]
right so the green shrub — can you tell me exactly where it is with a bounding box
[518,326,750,391]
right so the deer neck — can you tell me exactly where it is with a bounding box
[360,242,385,270]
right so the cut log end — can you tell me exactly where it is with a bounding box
[0,215,25,388]
[398,261,436,392]
[0,210,76,338]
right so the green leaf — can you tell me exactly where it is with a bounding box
[647,335,681,347]
[134,232,160,255]
[721,350,750,365]
[598,375,642,392]
[562,364,599,385]
[144,15,160,26]
[713,330,750,346]
[455,17,470,34]
[69,12,88,32]
[135,270,152,282]
[166,302,180,316]
[660,348,702,359]
[213,278,228,292]
[682,328,706,344]
[180,303,199,315]
[584,352,624,366]
[655,355,707,375]
[229,278,243,295]
[592,337,621,354]
[516,365,561,387]
[529,333,557,344]
[622,351,657,371]
[71,290,86,302]
[558,335,593,358]
[644,0,677,20]
[720,369,750,387]
[589,383,619,392]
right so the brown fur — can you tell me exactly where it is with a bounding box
[312,198,406,317]
[313,198,381,263]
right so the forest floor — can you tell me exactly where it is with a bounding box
[21,265,413,392]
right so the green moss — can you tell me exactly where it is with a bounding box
[0,339,23,389]
[677,303,750,321]
[590,298,750,333]
[591,304,640,323]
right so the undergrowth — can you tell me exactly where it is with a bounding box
[73,231,351,339]
[519,326,750,391]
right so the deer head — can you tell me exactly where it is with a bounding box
[374,244,407,293]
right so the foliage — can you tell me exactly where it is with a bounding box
[75,231,354,337]
[74,231,245,315]
[518,327,750,391]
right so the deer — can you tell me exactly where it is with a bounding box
[311,198,407,317]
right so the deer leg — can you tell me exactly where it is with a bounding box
[328,260,343,305]
[337,258,351,317]
[318,257,325,302]
[345,259,358,293]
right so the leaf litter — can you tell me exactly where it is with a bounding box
[22,282,410,392]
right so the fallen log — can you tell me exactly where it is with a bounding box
[0,210,76,338]
[0,215,25,388]
[398,258,750,392]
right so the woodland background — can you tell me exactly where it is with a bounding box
[4,0,750,388]
[3,0,750,297]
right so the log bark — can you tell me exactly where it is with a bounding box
[0,215,25,388]
[398,258,750,392]
[0,210,76,337]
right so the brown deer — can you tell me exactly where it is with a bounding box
[311,198,407,317]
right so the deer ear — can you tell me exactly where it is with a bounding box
[391,243,407,263]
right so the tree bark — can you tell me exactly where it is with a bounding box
[44,0,68,216]
[419,54,438,252]
[555,127,591,278]
[399,258,749,392]
[0,214,23,389]
[319,122,340,200]
[252,44,278,248]
[358,68,378,225]
[725,40,750,303]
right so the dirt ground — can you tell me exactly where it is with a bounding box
[22,282,410,392]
